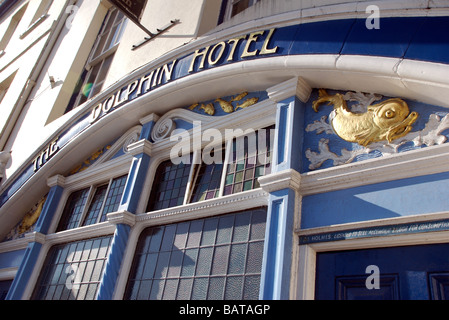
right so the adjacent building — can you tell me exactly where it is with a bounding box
[0,0,449,300]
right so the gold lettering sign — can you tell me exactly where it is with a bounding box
[188,28,278,73]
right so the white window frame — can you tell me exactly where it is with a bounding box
[69,7,128,109]
[222,0,259,22]
[113,95,277,299]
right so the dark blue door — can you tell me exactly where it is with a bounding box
[315,243,449,300]
[0,280,12,300]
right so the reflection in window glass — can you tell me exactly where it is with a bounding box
[124,207,267,300]
[57,175,128,231]
[65,8,127,113]
[147,159,192,211]
[32,236,112,300]
[190,148,224,203]
[57,188,90,231]
[223,125,274,196]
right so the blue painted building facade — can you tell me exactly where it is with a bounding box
[1,1,449,300]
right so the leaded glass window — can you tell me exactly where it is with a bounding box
[124,207,267,300]
[57,175,128,231]
[147,160,192,211]
[223,125,273,196]
[147,126,274,212]
[190,148,225,203]
[32,236,112,300]
[57,188,90,231]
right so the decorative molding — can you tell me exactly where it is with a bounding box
[139,113,160,125]
[300,142,449,196]
[0,236,29,253]
[126,139,153,157]
[150,108,214,142]
[258,169,301,194]
[136,189,268,226]
[23,232,46,245]
[62,156,132,192]
[47,174,66,188]
[90,125,142,165]
[107,211,136,227]
[267,77,312,103]
[44,223,116,246]
[296,210,449,237]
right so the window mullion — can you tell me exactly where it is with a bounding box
[78,186,95,228]
[97,178,113,224]
[184,151,201,205]
[88,10,114,63]
[73,67,92,106]
[219,139,233,197]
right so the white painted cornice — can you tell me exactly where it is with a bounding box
[107,210,136,227]
[300,143,449,196]
[47,174,66,188]
[135,188,268,228]
[258,169,302,194]
[45,222,116,246]
[267,77,311,103]
[127,139,153,157]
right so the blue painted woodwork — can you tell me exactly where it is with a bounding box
[3,16,449,209]
[260,189,296,300]
[97,129,152,299]
[260,94,304,300]
[316,243,449,300]
[0,250,25,269]
[34,185,63,234]
[301,171,449,229]
[118,153,151,214]
[6,242,42,300]
[96,224,131,300]
[139,118,157,141]
[405,17,449,64]
[274,96,305,173]
[3,184,64,300]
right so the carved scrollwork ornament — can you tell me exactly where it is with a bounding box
[151,118,176,142]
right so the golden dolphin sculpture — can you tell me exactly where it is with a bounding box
[312,89,418,147]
